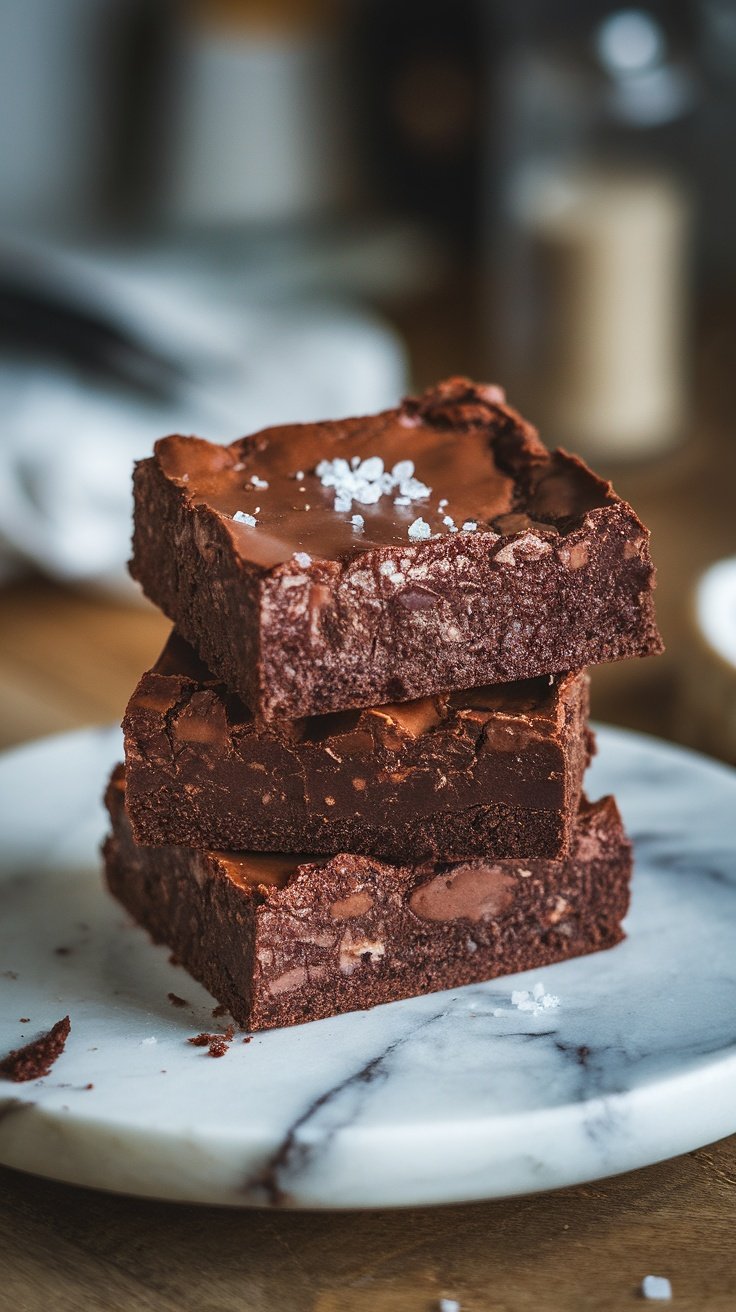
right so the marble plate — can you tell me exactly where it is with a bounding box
[1,724,735,1209]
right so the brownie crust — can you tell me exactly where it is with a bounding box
[104,769,632,1032]
[130,377,662,720]
[123,633,593,861]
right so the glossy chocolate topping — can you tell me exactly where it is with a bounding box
[153,378,613,569]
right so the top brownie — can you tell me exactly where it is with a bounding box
[131,377,662,720]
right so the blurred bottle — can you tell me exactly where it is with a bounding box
[160,0,354,228]
[488,2,699,461]
[0,0,131,234]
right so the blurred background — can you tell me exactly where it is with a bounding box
[0,0,734,758]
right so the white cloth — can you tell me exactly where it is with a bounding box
[0,249,407,596]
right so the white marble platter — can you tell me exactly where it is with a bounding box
[1,724,735,1209]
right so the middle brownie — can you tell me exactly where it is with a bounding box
[123,632,592,861]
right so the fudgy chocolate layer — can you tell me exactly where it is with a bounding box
[123,632,592,861]
[104,768,632,1032]
[130,377,662,719]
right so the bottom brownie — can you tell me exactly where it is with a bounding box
[103,768,632,1032]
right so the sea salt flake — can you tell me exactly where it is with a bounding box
[408,517,431,541]
[389,572,405,584]
[379,560,396,576]
[233,511,257,527]
[293,552,312,567]
[351,514,365,531]
[293,470,305,480]
[510,982,559,1016]
[392,459,415,482]
[443,515,456,529]
[314,453,432,515]
[394,495,411,507]
[438,1299,461,1312]
[249,475,268,489]
[642,1276,672,1301]
[400,476,431,499]
[438,498,448,509]
[461,520,478,532]
[359,456,384,481]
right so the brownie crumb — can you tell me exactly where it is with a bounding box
[83,1082,94,1090]
[167,992,188,1008]
[187,1033,211,1047]
[187,1025,235,1058]
[0,1017,71,1083]
[2,971,18,980]
[243,1035,253,1044]
[54,947,71,956]
[211,1004,227,1018]
[19,1018,30,1024]
[168,953,180,967]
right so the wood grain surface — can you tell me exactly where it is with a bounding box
[0,1140,735,1311]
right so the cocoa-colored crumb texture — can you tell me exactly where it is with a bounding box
[123,632,591,861]
[130,376,662,720]
[104,768,632,1033]
[0,1016,71,1082]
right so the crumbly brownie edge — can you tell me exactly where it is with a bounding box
[130,457,264,714]
[121,791,571,863]
[256,500,662,718]
[103,778,632,1032]
[132,446,660,718]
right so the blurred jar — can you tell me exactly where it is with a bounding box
[0,0,130,234]
[487,2,699,462]
[160,0,354,228]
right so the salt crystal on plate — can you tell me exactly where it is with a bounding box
[510,983,559,1016]
[233,511,257,527]
[641,1276,672,1301]
[408,517,431,541]
[141,1036,157,1046]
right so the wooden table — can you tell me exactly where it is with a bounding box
[1,299,735,1309]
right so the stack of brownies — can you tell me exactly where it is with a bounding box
[104,377,662,1031]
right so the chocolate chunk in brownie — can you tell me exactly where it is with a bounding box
[104,767,632,1032]
[130,377,662,719]
[123,631,593,861]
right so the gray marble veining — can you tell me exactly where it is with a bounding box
[0,724,735,1207]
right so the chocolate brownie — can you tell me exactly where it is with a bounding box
[130,376,662,719]
[104,767,632,1032]
[0,1017,71,1082]
[123,632,593,861]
